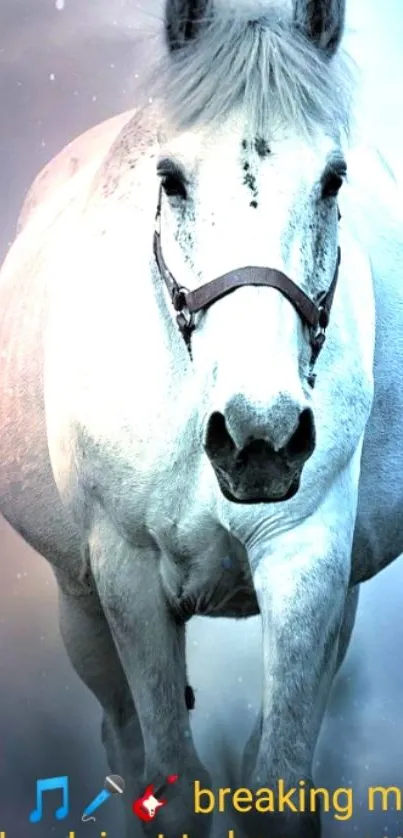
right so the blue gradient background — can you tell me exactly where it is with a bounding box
[0,2,402,837]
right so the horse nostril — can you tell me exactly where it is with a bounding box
[285,408,316,459]
[204,411,236,458]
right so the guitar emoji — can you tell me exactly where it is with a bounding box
[132,774,179,822]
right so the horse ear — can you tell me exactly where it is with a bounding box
[164,0,211,52]
[293,0,346,57]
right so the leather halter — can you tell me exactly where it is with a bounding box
[153,185,341,388]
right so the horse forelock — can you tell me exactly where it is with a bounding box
[155,2,354,141]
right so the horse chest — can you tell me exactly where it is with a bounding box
[156,521,260,620]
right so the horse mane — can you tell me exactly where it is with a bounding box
[154,1,354,140]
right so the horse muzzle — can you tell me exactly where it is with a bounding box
[204,409,315,504]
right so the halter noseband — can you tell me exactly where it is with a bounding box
[153,185,341,388]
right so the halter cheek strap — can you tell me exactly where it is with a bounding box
[153,186,341,388]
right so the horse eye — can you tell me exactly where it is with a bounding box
[321,172,344,199]
[160,173,187,200]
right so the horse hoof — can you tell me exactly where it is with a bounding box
[185,684,195,710]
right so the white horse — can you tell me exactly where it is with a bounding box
[1,0,402,836]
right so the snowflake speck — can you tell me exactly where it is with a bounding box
[55,0,65,8]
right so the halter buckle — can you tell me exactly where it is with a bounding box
[176,310,195,349]
[318,306,329,330]
[173,286,195,342]
[307,316,328,389]
[172,287,188,312]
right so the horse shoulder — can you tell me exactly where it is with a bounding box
[16,109,136,235]
[0,105,164,570]
[0,113,134,569]
[346,145,403,580]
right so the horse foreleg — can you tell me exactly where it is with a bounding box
[89,516,213,838]
[56,574,144,835]
[241,582,359,789]
[239,481,356,838]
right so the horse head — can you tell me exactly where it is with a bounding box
[155,0,350,505]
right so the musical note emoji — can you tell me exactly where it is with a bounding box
[29,776,69,823]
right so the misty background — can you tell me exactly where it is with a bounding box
[0,1,402,837]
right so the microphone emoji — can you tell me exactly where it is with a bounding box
[81,775,125,822]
